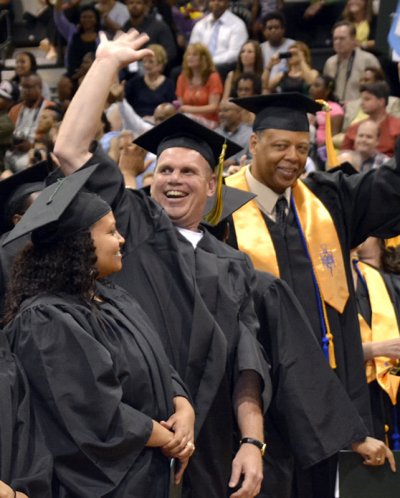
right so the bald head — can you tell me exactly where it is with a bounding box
[354,120,379,158]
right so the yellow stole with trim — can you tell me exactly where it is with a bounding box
[226,167,351,368]
[356,261,400,405]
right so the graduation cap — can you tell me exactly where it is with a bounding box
[3,164,111,247]
[0,160,51,235]
[203,184,256,225]
[231,93,322,132]
[134,114,243,225]
[232,93,340,168]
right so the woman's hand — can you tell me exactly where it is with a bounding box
[160,396,195,459]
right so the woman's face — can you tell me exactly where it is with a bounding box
[15,53,32,77]
[240,43,256,68]
[310,77,326,100]
[90,212,125,278]
[80,9,98,31]
[347,0,366,15]
[185,48,201,69]
[143,54,163,76]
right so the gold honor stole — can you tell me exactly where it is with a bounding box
[226,167,350,368]
[356,261,400,405]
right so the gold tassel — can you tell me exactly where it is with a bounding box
[315,99,339,169]
[204,141,227,225]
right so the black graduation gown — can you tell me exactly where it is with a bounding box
[226,163,400,497]
[0,331,52,497]
[5,281,189,498]
[355,264,400,447]
[80,149,271,498]
[252,271,368,498]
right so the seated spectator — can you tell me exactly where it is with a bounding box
[342,67,400,131]
[342,81,400,157]
[223,39,264,99]
[54,0,100,78]
[125,44,176,122]
[95,0,130,37]
[323,20,381,103]
[0,80,19,172]
[189,0,248,80]
[6,75,54,172]
[340,0,376,50]
[265,41,318,94]
[260,11,295,81]
[231,72,263,125]
[353,120,390,171]
[309,75,344,147]
[176,42,223,128]
[22,0,58,60]
[34,105,63,144]
[215,99,252,167]
[123,0,177,70]
[10,51,51,101]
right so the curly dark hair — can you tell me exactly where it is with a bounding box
[3,230,98,324]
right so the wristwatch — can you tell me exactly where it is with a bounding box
[240,437,267,457]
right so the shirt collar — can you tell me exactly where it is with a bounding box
[245,165,291,217]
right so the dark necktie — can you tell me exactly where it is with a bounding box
[275,196,288,231]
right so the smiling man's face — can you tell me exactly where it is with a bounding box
[249,129,310,193]
[151,147,216,231]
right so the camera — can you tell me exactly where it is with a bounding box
[279,52,292,59]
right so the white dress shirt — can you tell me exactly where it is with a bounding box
[189,9,248,66]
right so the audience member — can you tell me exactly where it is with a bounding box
[189,0,248,79]
[5,74,54,172]
[341,0,376,50]
[223,40,264,99]
[95,0,130,37]
[342,67,400,131]
[342,81,400,157]
[264,41,318,94]
[54,0,100,78]
[125,44,176,121]
[353,120,390,171]
[123,0,177,68]
[260,11,294,81]
[323,20,381,103]
[231,72,263,125]
[309,75,344,146]
[176,43,223,128]
[0,80,19,171]
[216,99,252,166]
[10,51,51,101]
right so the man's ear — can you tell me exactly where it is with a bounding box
[207,173,217,196]
[12,213,22,226]
[249,132,258,156]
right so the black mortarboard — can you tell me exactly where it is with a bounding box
[203,184,256,225]
[0,160,51,235]
[339,450,400,497]
[134,113,242,167]
[231,93,323,132]
[3,164,111,246]
[134,114,243,225]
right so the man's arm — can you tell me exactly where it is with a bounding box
[230,370,264,498]
[54,30,153,175]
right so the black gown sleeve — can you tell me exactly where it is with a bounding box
[0,332,52,498]
[253,272,369,469]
